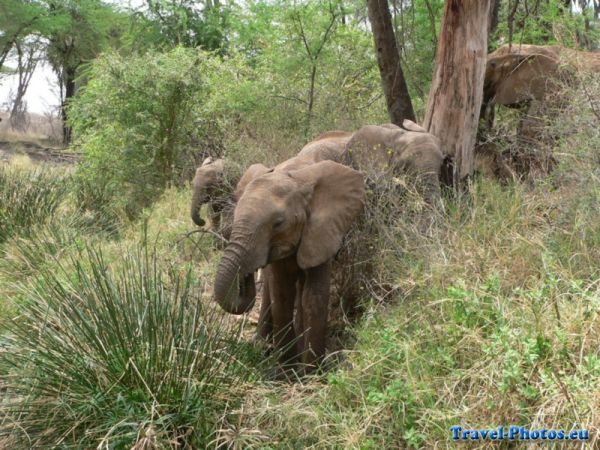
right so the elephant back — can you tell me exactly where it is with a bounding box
[343,125,399,174]
[297,132,353,164]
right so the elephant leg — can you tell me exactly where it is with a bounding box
[269,257,300,367]
[300,261,331,373]
[257,268,273,342]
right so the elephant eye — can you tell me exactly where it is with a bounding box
[273,217,285,230]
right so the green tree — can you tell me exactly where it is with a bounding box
[144,0,230,50]
[0,1,45,71]
[43,0,124,143]
[226,0,385,137]
[0,0,125,143]
[69,47,225,218]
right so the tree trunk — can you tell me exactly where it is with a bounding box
[423,0,492,190]
[488,0,501,39]
[367,0,415,125]
[61,65,77,145]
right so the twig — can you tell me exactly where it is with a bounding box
[178,228,229,245]
[582,80,600,122]
[175,229,228,265]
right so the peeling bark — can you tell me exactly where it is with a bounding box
[423,0,492,190]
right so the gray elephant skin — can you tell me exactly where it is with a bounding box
[212,152,365,374]
[343,120,444,204]
[190,157,234,239]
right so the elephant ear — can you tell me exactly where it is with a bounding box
[491,52,559,105]
[235,163,271,200]
[402,119,427,133]
[292,160,365,270]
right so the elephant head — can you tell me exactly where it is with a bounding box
[190,157,226,227]
[213,160,364,315]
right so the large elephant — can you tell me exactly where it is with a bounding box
[343,120,444,205]
[482,44,600,130]
[212,158,365,373]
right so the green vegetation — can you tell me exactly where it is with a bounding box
[0,164,69,243]
[1,240,265,448]
[70,47,226,218]
[1,0,599,448]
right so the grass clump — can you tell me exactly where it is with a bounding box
[0,164,69,243]
[0,241,263,448]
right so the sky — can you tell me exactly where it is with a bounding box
[0,61,60,114]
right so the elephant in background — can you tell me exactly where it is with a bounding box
[478,44,600,179]
[190,157,241,240]
[343,120,444,205]
[482,44,600,135]
[213,158,365,374]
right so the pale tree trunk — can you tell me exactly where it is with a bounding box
[367,0,415,124]
[423,0,492,190]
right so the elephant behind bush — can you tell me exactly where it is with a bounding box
[479,44,600,180]
[343,121,444,206]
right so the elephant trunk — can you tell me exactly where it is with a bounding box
[213,233,256,314]
[190,188,207,227]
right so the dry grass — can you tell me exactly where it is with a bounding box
[1,79,599,448]
[0,110,62,146]
[212,82,600,449]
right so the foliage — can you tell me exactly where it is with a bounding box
[0,239,263,448]
[0,164,69,243]
[391,0,445,105]
[225,0,386,137]
[69,47,225,219]
[494,0,600,49]
[145,0,230,51]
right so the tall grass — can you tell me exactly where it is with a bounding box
[0,241,264,448]
[0,164,69,243]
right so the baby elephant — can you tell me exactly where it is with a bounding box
[343,120,444,205]
[213,159,365,375]
[190,157,236,239]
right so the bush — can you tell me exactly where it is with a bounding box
[69,47,226,219]
[0,241,263,448]
[0,164,69,243]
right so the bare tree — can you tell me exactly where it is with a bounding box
[9,38,42,132]
[290,2,339,135]
[367,0,415,124]
[423,0,493,190]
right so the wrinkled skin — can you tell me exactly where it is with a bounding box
[252,131,353,344]
[343,120,444,205]
[190,157,234,239]
[213,159,365,374]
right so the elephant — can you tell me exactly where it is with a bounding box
[212,158,365,374]
[477,44,600,179]
[343,120,444,205]
[190,157,238,239]
[481,44,600,134]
